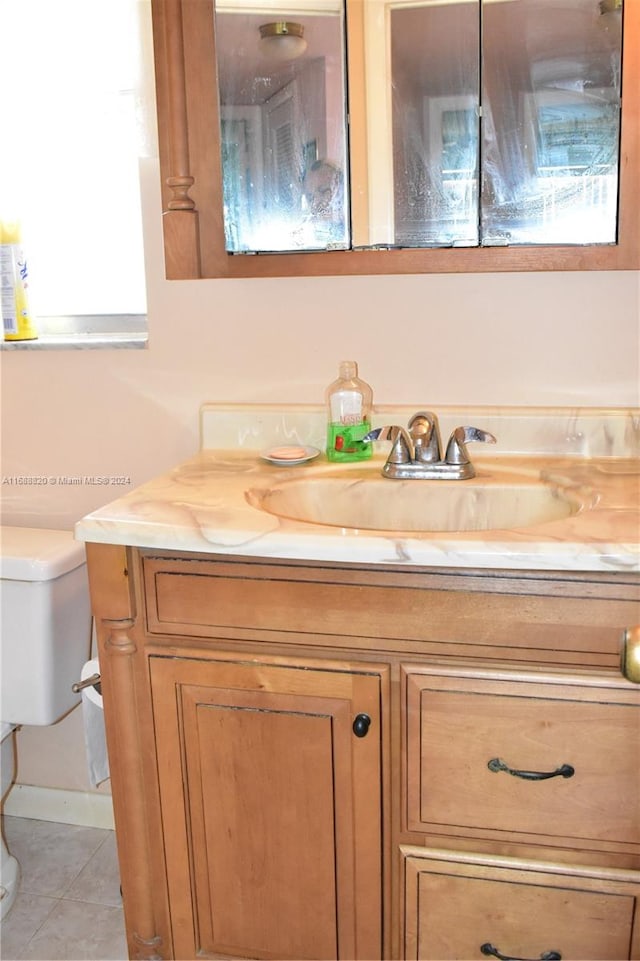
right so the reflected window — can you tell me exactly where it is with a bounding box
[537,101,619,172]
[483,89,620,244]
[533,98,619,243]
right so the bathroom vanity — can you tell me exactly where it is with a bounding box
[76,406,640,961]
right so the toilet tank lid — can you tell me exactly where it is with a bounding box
[0,527,87,581]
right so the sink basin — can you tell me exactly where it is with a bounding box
[248,469,579,533]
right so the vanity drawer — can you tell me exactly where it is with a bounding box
[403,849,640,960]
[141,555,637,669]
[404,667,640,850]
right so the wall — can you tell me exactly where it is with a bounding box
[1,155,639,805]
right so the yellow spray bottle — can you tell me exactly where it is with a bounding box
[1,219,38,341]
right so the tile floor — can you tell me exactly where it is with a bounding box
[1,816,127,961]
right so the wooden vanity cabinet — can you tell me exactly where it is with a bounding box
[85,544,640,961]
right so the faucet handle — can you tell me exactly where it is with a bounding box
[445,426,497,466]
[363,425,413,464]
[408,411,442,463]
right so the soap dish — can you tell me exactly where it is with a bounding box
[260,445,320,466]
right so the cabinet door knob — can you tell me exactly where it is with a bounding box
[481,942,562,961]
[487,758,574,781]
[352,713,371,738]
[621,626,640,683]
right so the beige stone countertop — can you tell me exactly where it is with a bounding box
[75,449,640,574]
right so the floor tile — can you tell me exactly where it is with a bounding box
[65,832,122,907]
[17,899,127,961]
[1,818,127,960]
[0,891,57,960]
[3,818,107,899]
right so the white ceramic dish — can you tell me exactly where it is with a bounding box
[260,445,321,467]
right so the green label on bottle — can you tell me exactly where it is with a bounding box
[326,421,373,462]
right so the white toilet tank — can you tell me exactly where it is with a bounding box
[0,527,91,726]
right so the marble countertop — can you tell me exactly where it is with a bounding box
[75,446,640,574]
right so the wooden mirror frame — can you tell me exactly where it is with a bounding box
[151,0,639,279]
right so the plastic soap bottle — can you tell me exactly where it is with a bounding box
[1,220,37,341]
[326,361,373,462]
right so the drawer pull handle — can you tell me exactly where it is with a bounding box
[621,626,640,683]
[352,713,371,738]
[487,758,575,781]
[481,942,561,961]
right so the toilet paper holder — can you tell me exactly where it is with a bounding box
[72,673,101,694]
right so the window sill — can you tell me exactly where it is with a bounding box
[1,315,148,350]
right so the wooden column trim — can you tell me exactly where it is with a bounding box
[100,618,164,960]
[152,0,201,278]
[164,0,193,212]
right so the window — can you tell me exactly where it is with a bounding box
[515,89,620,244]
[0,0,150,330]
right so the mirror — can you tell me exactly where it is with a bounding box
[214,1,350,252]
[385,0,623,249]
[150,0,638,277]
[215,0,622,252]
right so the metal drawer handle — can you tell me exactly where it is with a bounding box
[621,626,640,683]
[481,942,562,961]
[488,758,575,781]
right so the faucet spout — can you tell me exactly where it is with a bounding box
[408,411,443,463]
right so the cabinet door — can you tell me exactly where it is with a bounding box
[150,653,384,961]
[403,850,640,960]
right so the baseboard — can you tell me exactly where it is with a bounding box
[3,783,114,830]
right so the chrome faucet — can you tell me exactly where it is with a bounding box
[364,412,496,479]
